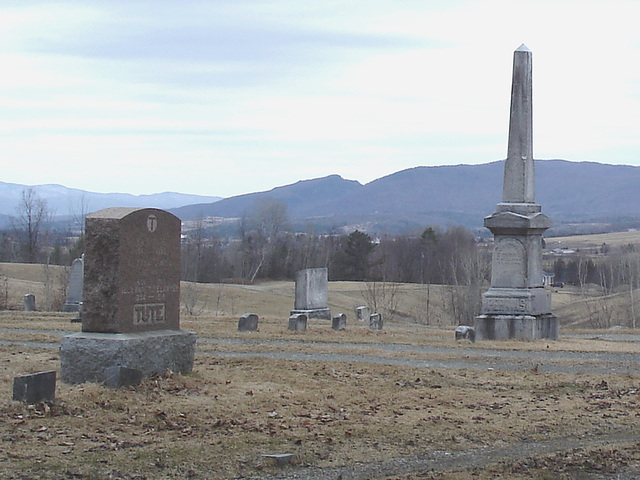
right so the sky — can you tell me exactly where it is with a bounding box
[1,0,639,198]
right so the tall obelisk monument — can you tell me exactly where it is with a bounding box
[474,45,558,341]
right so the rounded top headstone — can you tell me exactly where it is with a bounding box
[86,207,179,222]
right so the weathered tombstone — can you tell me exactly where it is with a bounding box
[63,256,84,313]
[332,313,347,331]
[60,208,197,384]
[474,45,557,341]
[290,267,331,320]
[103,366,143,388]
[369,313,383,330]
[288,313,307,332]
[238,313,259,332]
[13,371,56,403]
[455,325,476,342]
[23,294,36,312]
[355,306,370,322]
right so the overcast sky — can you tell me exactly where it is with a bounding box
[2,1,639,198]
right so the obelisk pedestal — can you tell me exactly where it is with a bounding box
[474,45,558,341]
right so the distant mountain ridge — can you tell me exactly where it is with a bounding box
[3,160,640,235]
[172,160,640,234]
[0,181,221,218]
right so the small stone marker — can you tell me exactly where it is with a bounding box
[13,371,56,404]
[103,366,143,388]
[60,207,196,384]
[369,313,383,330]
[455,325,476,342]
[290,267,331,319]
[23,294,36,312]
[332,313,347,331]
[63,256,84,313]
[238,313,259,332]
[261,453,294,467]
[356,305,370,322]
[288,313,307,332]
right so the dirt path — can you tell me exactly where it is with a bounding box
[2,326,640,375]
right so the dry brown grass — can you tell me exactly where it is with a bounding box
[1,312,640,479]
[2,339,640,480]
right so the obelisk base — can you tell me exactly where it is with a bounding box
[60,330,197,384]
[474,314,558,341]
[290,308,331,320]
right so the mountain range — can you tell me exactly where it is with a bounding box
[0,181,220,228]
[171,160,640,235]
[2,160,640,235]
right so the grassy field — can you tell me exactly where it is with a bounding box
[548,229,640,251]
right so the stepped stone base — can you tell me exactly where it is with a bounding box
[290,308,331,320]
[60,330,196,384]
[474,314,558,341]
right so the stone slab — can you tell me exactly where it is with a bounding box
[63,256,84,312]
[474,314,558,341]
[294,268,328,311]
[13,371,56,403]
[60,330,196,384]
[261,454,294,467]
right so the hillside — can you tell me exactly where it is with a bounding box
[172,160,640,234]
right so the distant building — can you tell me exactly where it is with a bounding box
[542,272,555,286]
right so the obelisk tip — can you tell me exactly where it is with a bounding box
[516,44,530,52]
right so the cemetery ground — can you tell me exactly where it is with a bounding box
[3,268,640,478]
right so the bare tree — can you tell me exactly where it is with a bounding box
[12,188,51,263]
[361,280,402,322]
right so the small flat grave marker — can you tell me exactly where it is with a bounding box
[13,371,56,404]
[369,313,383,330]
[288,313,307,332]
[332,313,347,331]
[238,313,259,332]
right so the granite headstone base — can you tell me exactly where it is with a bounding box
[481,288,551,316]
[103,366,144,388]
[60,330,197,384]
[290,308,331,320]
[474,314,558,341]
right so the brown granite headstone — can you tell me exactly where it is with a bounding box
[82,207,181,334]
